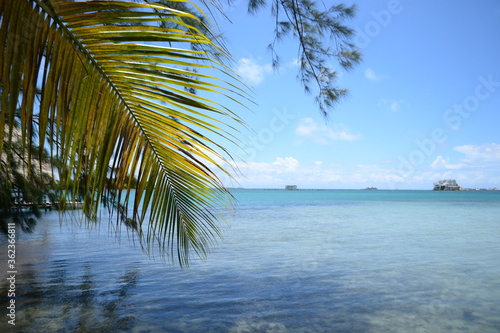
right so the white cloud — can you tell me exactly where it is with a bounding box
[431,155,447,169]
[214,144,500,189]
[236,58,272,86]
[445,163,465,170]
[365,68,382,81]
[429,144,500,171]
[295,117,317,136]
[389,101,402,112]
[425,144,500,188]
[430,155,465,170]
[219,158,300,187]
[272,157,299,173]
[454,143,500,162]
[288,58,300,68]
[219,158,408,189]
[295,118,360,144]
[226,158,298,176]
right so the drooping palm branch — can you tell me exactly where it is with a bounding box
[0,0,247,266]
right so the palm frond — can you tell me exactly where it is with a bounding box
[0,0,247,266]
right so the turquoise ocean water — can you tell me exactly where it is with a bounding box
[1,189,500,332]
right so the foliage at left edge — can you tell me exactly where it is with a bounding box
[0,0,248,266]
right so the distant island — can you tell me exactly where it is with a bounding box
[364,187,378,190]
[433,179,461,191]
[433,179,499,191]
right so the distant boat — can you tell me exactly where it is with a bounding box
[364,187,378,190]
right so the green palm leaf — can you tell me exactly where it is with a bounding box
[0,0,247,266]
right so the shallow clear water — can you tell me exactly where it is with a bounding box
[1,190,500,332]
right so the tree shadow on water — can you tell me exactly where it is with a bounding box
[0,260,140,332]
[0,211,39,235]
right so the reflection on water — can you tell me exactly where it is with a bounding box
[0,259,139,332]
[0,210,143,332]
[0,211,38,235]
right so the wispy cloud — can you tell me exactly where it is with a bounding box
[220,157,301,187]
[430,155,464,170]
[365,68,382,81]
[426,144,500,187]
[212,152,500,189]
[430,143,500,170]
[431,143,500,170]
[454,143,500,162]
[220,158,406,189]
[236,57,272,86]
[272,157,299,173]
[288,58,300,68]
[378,99,404,112]
[295,118,360,144]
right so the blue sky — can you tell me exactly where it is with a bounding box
[208,0,500,189]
